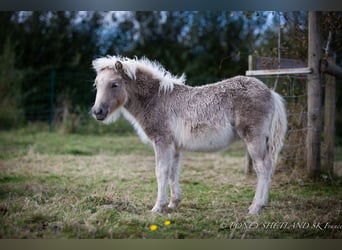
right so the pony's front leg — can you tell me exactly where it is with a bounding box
[151,143,174,213]
[168,150,181,210]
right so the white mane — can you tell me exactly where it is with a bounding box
[92,56,186,93]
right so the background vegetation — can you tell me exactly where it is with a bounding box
[0,11,341,133]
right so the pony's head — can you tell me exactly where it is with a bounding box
[91,55,186,123]
[91,59,128,123]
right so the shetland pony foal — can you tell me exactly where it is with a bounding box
[91,56,287,214]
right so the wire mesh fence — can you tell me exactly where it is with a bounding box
[256,74,308,170]
[21,69,95,132]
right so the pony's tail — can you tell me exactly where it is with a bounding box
[268,91,287,171]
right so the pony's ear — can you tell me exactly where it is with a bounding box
[114,61,131,80]
[115,61,123,70]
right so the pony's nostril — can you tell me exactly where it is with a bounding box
[91,106,99,115]
[95,107,103,115]
[92,105,107,120]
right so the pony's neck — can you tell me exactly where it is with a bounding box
[124,69,160,118]
[129,69,161,95]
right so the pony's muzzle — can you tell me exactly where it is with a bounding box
[92,104,108,121]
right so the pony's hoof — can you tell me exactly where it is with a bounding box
[248,204,262,215]
[167,203,177,210]
[151,203,167,213]
[151,206,162,213]
[168,199,180,210]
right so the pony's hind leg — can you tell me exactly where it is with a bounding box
[245,136,273,214]
[168,150,181,209]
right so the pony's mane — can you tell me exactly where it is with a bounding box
[92,56,186,93]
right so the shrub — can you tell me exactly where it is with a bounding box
[0,38,24,129]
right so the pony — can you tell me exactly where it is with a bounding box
[91,56,287,214]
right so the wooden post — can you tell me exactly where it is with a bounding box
[307,11,322,179]
[323,57,336,175]
[248,54,253,71]
[321,58,342,77]
[245,55,254,175]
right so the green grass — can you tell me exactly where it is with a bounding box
[0,126,342,238]
[0,129,153,160]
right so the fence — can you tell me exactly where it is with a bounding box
[246,55,341,175]
[22,69,96,131]
[257,74,308,170]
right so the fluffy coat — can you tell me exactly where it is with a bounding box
[91,56,287,214]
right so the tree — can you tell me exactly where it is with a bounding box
[104,11,271,85]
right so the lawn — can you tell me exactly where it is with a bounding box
[0,126,342,238]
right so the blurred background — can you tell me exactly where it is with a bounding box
[0,11,341,137]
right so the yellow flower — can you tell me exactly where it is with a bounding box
[150,224,158,231]
[164,220,171,226]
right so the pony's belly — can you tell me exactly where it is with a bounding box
[176,126,236,152]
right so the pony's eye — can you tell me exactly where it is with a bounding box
[111,82,119,88]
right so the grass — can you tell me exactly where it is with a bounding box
[0,126,342,238]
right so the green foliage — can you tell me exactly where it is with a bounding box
[0,11,272,128]
[7,11,101,69]
[0,38,24,129]
[121,11,268,84]
[0,11,341,135]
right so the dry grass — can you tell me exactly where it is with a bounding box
[0,130,342,238]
